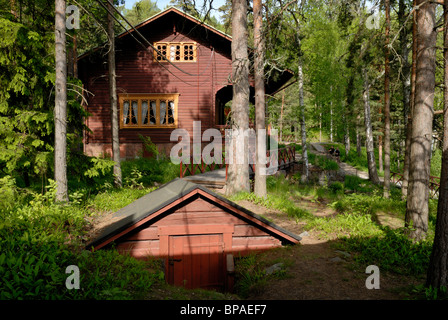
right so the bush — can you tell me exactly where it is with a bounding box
[121,157,179,187]
[329,181,344,194]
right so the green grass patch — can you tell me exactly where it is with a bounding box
[308,153,339,171]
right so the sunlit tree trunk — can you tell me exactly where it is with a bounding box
[226,0,250,195]
[383,0,391,198]
[405,0,436,241]
[363,68,380,185]
[54,0,68,203]
[298,47,308,182]
[107,0,122,188]
[403,0,417,200]
[254,0,266,198]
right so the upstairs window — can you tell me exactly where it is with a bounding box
[154,42,197,62]
[119,94,179,129]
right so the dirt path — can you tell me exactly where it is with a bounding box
[232,198,422,300]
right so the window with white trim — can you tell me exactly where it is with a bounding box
[154,42,197,62]
[119,94,179,128]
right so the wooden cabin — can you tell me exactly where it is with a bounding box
[78,7,293,159]
[87,179,301,291]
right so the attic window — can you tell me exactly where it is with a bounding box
[154,42,197,62]
[119,94,179,129]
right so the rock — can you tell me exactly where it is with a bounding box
[335,250,351,258]
[330,257,343,263]
[299,231,309,238]
[265,263,284,275]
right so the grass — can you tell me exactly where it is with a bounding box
[228,173,437,294]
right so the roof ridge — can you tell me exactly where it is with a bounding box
[117,5,232,41]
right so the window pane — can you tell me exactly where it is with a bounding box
[131,100,138,124]
[150,100,156,124]
[167,101,175,124]
[123,100,130,125]
[141,100,148,124]
[183,44,195,61]
[160,100,166,125]
[175,45,181,61]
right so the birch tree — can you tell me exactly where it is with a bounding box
[363,68,380,185]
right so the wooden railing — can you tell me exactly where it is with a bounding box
[390,172,440,199]
[179,152,226,178]
[180,145,296,179]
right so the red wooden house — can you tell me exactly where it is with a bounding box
[87,178,301,291]
[78,7,293,159]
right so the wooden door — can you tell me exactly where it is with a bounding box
[168,233,225,290]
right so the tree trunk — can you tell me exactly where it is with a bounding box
[54,0,68,203]
[403,0,417,200]
[363,68,380,185]
[298,41,308,182]
[253,0,266,198]
[280,91,284,142]
[330,86,333,142]
[378,125,383,172]
[405,0,436,241]
[226,0,250,195]
[344,117,350,157]
[426,0,448,290]
[107,0,122,188]
[384,0,391,198]
[356,114,362,156]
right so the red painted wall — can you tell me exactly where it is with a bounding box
[78,12,233,158]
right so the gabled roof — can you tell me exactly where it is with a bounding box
[117,6,232,42]
[78,6,231,61]
[87,178,301,250]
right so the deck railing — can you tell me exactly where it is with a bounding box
[180,145,296,179]
[390,172,440,199]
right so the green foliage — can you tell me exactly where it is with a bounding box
[83,157,115,181]
[328,181,344,194]
[0,182,164,300]
[0,16,88,186]
[412,284,448,300]
[430,148,442,177]
[121,157,179,187]
[120,0,161,26]
[234,252,288,299]
[230,176,314,222]
[86,186,156,213]
[308,153,339,171]
[0,18,54,179]
[341,228,433,276]
[0,175,17,211]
